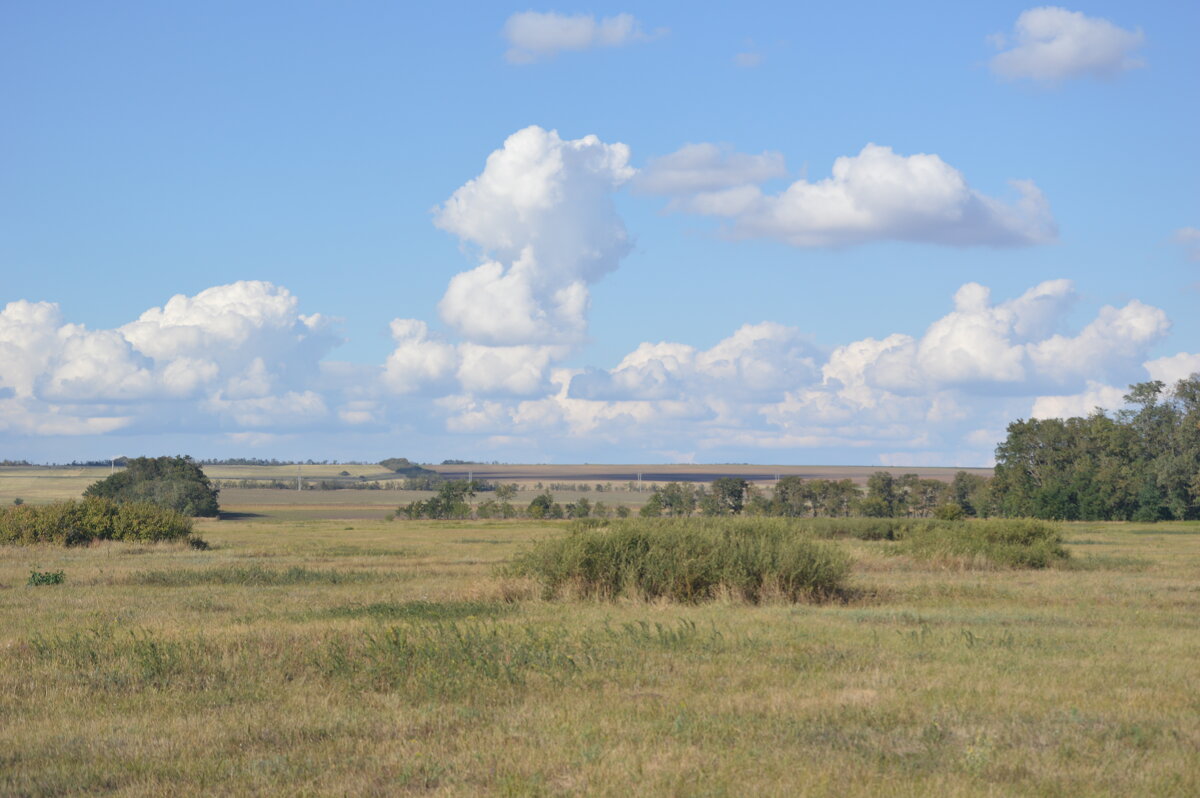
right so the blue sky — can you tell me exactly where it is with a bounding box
[2,2,1197,464]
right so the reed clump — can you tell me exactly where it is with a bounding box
[510,518,851,603]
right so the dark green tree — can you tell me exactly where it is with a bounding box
[707,477,748,516]
[84,456,219,517]
[659,482,697,517]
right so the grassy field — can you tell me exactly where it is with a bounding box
[1,468,1194,795]
[2,486,1198,796]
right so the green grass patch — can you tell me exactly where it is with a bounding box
[1059,554,1152,571]
[320,618,723,699]
[319,600,515,622]
[512,518,851,603]
[124,565,375,587]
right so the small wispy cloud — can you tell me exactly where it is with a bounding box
[503,11,662,64]
[1174,227,1200,261]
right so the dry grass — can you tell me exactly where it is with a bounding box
[0,492,1197,795]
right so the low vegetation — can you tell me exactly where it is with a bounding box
[26,569,65,586]
[0,497,194,545]
[1,502,1198,796]
[511,518,852,603]
[898,518,1068,568]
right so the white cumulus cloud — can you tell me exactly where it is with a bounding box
[675,143,1056,248]
[1144,352,1200,385]
[434,125,634,346]
[1031,381,1127,419]
[569,323,821,402]
[990,7,1145,83]
[0,282,339,436]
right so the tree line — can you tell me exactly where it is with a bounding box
[989,377,1200,521]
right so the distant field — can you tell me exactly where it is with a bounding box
[1,463,993,509]
[0,468,654,514]
[1,507,1196,795]
[429,463,993,485]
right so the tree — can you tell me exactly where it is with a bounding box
[398,479,474,519]
[863,472,898,517]
[659,482,696,517]
[639,493,664,517]
[527,492,554,519]
[707,478,748,516]
[772,476,811,517]
[989,376,1200,521]
[951,471,990,517]
[84,456,219,517]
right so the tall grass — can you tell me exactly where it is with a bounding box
[619,516,1068,568]
[897,518,1068,568]
[511,518,851,603]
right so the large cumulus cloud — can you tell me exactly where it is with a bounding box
[0,281,339,436]
[424,279,1174,465]
[433,125,634,346]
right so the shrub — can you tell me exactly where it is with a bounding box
[934,503,966,521]
[0,498,193,546]
[510,518,851,603]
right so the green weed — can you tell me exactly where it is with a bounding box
[26,569,65,586]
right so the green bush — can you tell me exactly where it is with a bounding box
[0,498,193,546]
[510,518,851,603]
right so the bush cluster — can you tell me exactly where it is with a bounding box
[0,498,194,546]
[510,518,852,603]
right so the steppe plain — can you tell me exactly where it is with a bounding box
[1,465,1197,797]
